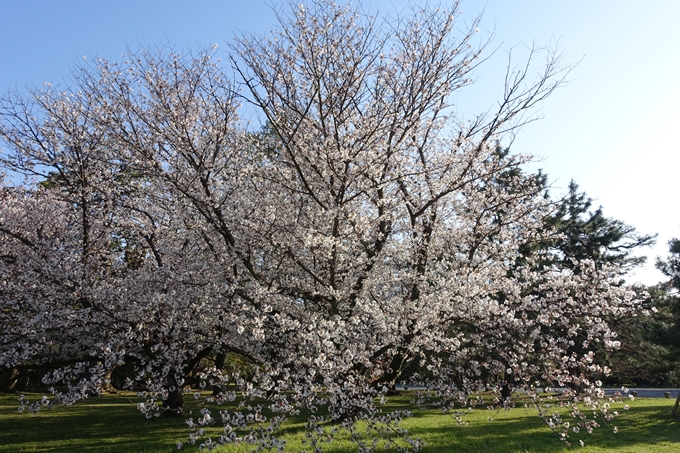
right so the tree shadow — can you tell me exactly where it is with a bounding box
[0,395,184,453]
[312,402,680,453]
[2,395,680,453]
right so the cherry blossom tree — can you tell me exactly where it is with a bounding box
[0,1,639,450]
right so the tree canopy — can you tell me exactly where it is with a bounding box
[0,1,643,450]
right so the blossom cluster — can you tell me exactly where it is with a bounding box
[0,1,639,450]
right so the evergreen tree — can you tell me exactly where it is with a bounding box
[539,180,656,275]
[513,180,657,388]
[647,239,680,386]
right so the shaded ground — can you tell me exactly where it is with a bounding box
[1,393,679,452]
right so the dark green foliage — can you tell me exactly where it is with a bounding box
[642,239,680,385]
[535,180,655,275]
[517,180,657,386]
[605,239,680,387]
[658,239,680,293]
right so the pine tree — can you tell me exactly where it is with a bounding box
[542,180,655,274]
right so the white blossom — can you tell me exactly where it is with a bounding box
[0,1,636,451]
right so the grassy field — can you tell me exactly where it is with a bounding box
[1,392,679,452]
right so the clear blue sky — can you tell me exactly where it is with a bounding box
[1,0,678,285]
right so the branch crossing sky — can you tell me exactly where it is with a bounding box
[1,0,678,284]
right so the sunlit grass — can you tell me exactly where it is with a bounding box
[2,392,679,452]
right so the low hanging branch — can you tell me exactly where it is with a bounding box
[0,1,640,451]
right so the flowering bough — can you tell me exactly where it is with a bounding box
[0,1,642,450]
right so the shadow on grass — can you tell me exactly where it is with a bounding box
[0,395,185,453]
[311,401,680,453]
[2,394,680,453]
[396,403,680,453]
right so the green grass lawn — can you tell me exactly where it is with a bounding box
[1,392,679,452]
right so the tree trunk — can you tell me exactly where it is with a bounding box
[163,387,184,417]
[1,368,20,392]
[101,368,117,393]
[500,382,512,404]
[212,352,226,396]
